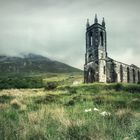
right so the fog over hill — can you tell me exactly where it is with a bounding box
[0,53,82,75]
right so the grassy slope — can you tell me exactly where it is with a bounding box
[0,54,82,76]
[0,73,140,140]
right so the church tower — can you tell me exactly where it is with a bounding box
[84,14,107,83]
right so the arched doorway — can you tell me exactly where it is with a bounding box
[87,68,95,83]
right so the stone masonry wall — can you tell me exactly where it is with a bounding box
[111,60,140,84]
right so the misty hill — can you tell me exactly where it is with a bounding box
[0,54,82,76]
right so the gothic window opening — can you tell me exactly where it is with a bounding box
[111,63,117,82]
[120,65,123,82]
[138,71,140,83]
[89,32,93,46]
[100,31,104,46]
[95,60,98,64]
[132,69,135,83]
[90,36,93,46]
[101,53,103,58]
[103,66,106,74]
[95,50,98,58]
[127,67,130,83]
[88,54,93,62]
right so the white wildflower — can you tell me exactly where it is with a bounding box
[84,108,92,112]
[123,137,136,140]
[73,80,82,85]
[123,137,130,140]
[93,107,99,111]
[73,81,79,85]
[100,111,111,116]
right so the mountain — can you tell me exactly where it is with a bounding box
[0,53,82,76]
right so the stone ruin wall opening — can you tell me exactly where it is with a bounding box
[113,61,140,84]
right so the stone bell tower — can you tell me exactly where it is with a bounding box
[84,14,107,83]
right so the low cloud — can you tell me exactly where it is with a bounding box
[0,0,140,69]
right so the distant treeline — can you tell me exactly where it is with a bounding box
[0,76,43,89]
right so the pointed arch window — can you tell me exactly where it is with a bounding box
[120,65,123,82]
[138,71,140,83]
[103,66,106,74]
[132,69,135,83]
[88,54,93,62]
[127,67,130,83]
[100,31,104,46]
[89,32,93,46]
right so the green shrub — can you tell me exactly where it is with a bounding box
[124,84,140,93]
[0,95,14,104]
[0,76,43,89]
[93,96,105,105]
[35,94,60,104]
[44,81,58,90]
[65,100,75,106]
[114,83,123,91]
[67,87,77,94]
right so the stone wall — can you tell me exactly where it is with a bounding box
[108,59,140,84]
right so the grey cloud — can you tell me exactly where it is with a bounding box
[0,0,140,69]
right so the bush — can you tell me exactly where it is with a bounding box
[0,76,43,89]
[67,87,77,94]
[124,84,140,93]
[44,81,58,90]
[105,83,123,91]
[35,94,60,104]
[114,83,123,91]
[10,99,22,109]
[0,95,14,104]
[65,100,75,106]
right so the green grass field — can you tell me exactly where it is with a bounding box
[0,73,140,140]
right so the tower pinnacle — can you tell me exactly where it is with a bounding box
[102,17,105,27]
[94,14,98,23]
[86,19,90,28]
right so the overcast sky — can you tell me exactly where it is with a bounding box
[0,0,140,69]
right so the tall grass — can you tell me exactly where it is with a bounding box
[0,79,140,139]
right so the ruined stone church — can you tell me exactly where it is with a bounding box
[84,15,140,83]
